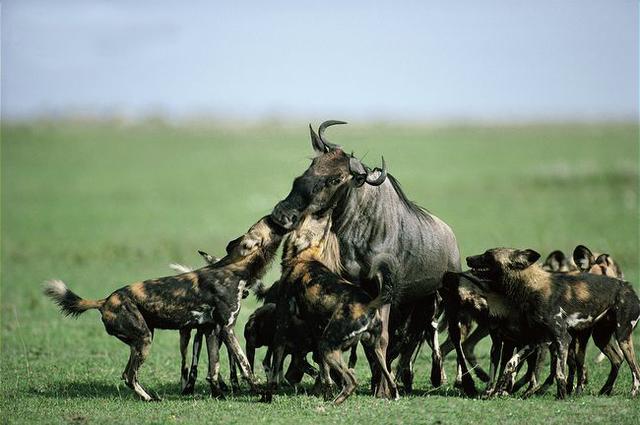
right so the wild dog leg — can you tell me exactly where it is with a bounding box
[447,307,477,396]
[205,329,224,399]
[224,339,240,392]
[482,334,503,397]
[179,329,191,392]
[428,294,446,387]
[495,344,533,395]
[348,345,358,369]
[322,348,358,405]
[551,332,571,400]
[124,336,157,401]
[592,325,622,396]
[222,328,258,392]
[373,303,393,399]
[182,329,204,395]
[520,346,546,398]
[617,336,640,397]
[572,331,591,395]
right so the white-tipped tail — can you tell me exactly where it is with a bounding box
[169,263,193,274]
[43,279,69,301]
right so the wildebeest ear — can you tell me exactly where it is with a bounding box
[513,249,541,269]
[225,236,243,254]
[573,245,594,272]
[543,250,566,272]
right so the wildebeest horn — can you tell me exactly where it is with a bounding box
[318,120,347,151]
[309,124,325,153]
[365,156,387,186]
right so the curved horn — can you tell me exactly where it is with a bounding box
[309,124,325,154]
[365,156,387,186]
[318,120,347,150]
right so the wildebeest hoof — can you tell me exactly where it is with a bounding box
[181,382,195,395]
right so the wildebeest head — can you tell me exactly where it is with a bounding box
[271,121,387,229]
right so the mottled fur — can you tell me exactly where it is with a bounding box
[467,248,640,399]
[44,216,284,401]
[266,213,398,404]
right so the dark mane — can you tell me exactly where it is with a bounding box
[387,174,432,221]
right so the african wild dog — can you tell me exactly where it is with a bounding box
[438,249,579,391]
[169,250,252,395]
[267,212,399,404]
[244,302,318,386]
[467,248,640,399]
[44,216,284,401]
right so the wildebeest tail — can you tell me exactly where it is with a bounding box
[368,253,398,310]
[43,279,105,317]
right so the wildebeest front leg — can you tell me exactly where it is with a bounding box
[222,328,258,392]
[373,303,394,399]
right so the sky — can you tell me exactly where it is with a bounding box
[1,0,638,121]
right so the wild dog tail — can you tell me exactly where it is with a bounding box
[367,253,398,310]
[169,263,193,274]
[439,271,463,335]
[253,280,280,302]
[43,279,105,317]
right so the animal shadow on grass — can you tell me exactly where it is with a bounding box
[30,381,189,401]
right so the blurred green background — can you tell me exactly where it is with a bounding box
[1,120,638,424]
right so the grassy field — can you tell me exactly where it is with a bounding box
[1,120,638,424]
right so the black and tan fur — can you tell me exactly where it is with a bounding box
[44,216,284,401]
[267,213,398,404]
[467,248,640,399]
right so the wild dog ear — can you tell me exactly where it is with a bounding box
[595,253,610,266]
[543,250,566,272]
[225,236,243,255]
[573,245,595,272]
[512,249,541,269]
[198,250,219,265]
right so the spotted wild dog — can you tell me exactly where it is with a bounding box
[169,250,255,395]
[267,212,399,404]
[467,248,640,399]
[44,216,285,401]
[244,302,318,386]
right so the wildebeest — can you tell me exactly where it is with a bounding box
[270,121,462,397]
[43,216,285,401]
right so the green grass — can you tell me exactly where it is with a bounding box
[2,120,639,424]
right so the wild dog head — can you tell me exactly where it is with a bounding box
[221,216,286,276]
[542,250,577,273]
[282,212,342,273]
[271,121,387,230]
[573,245,624,279]
[467,248,541,281]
